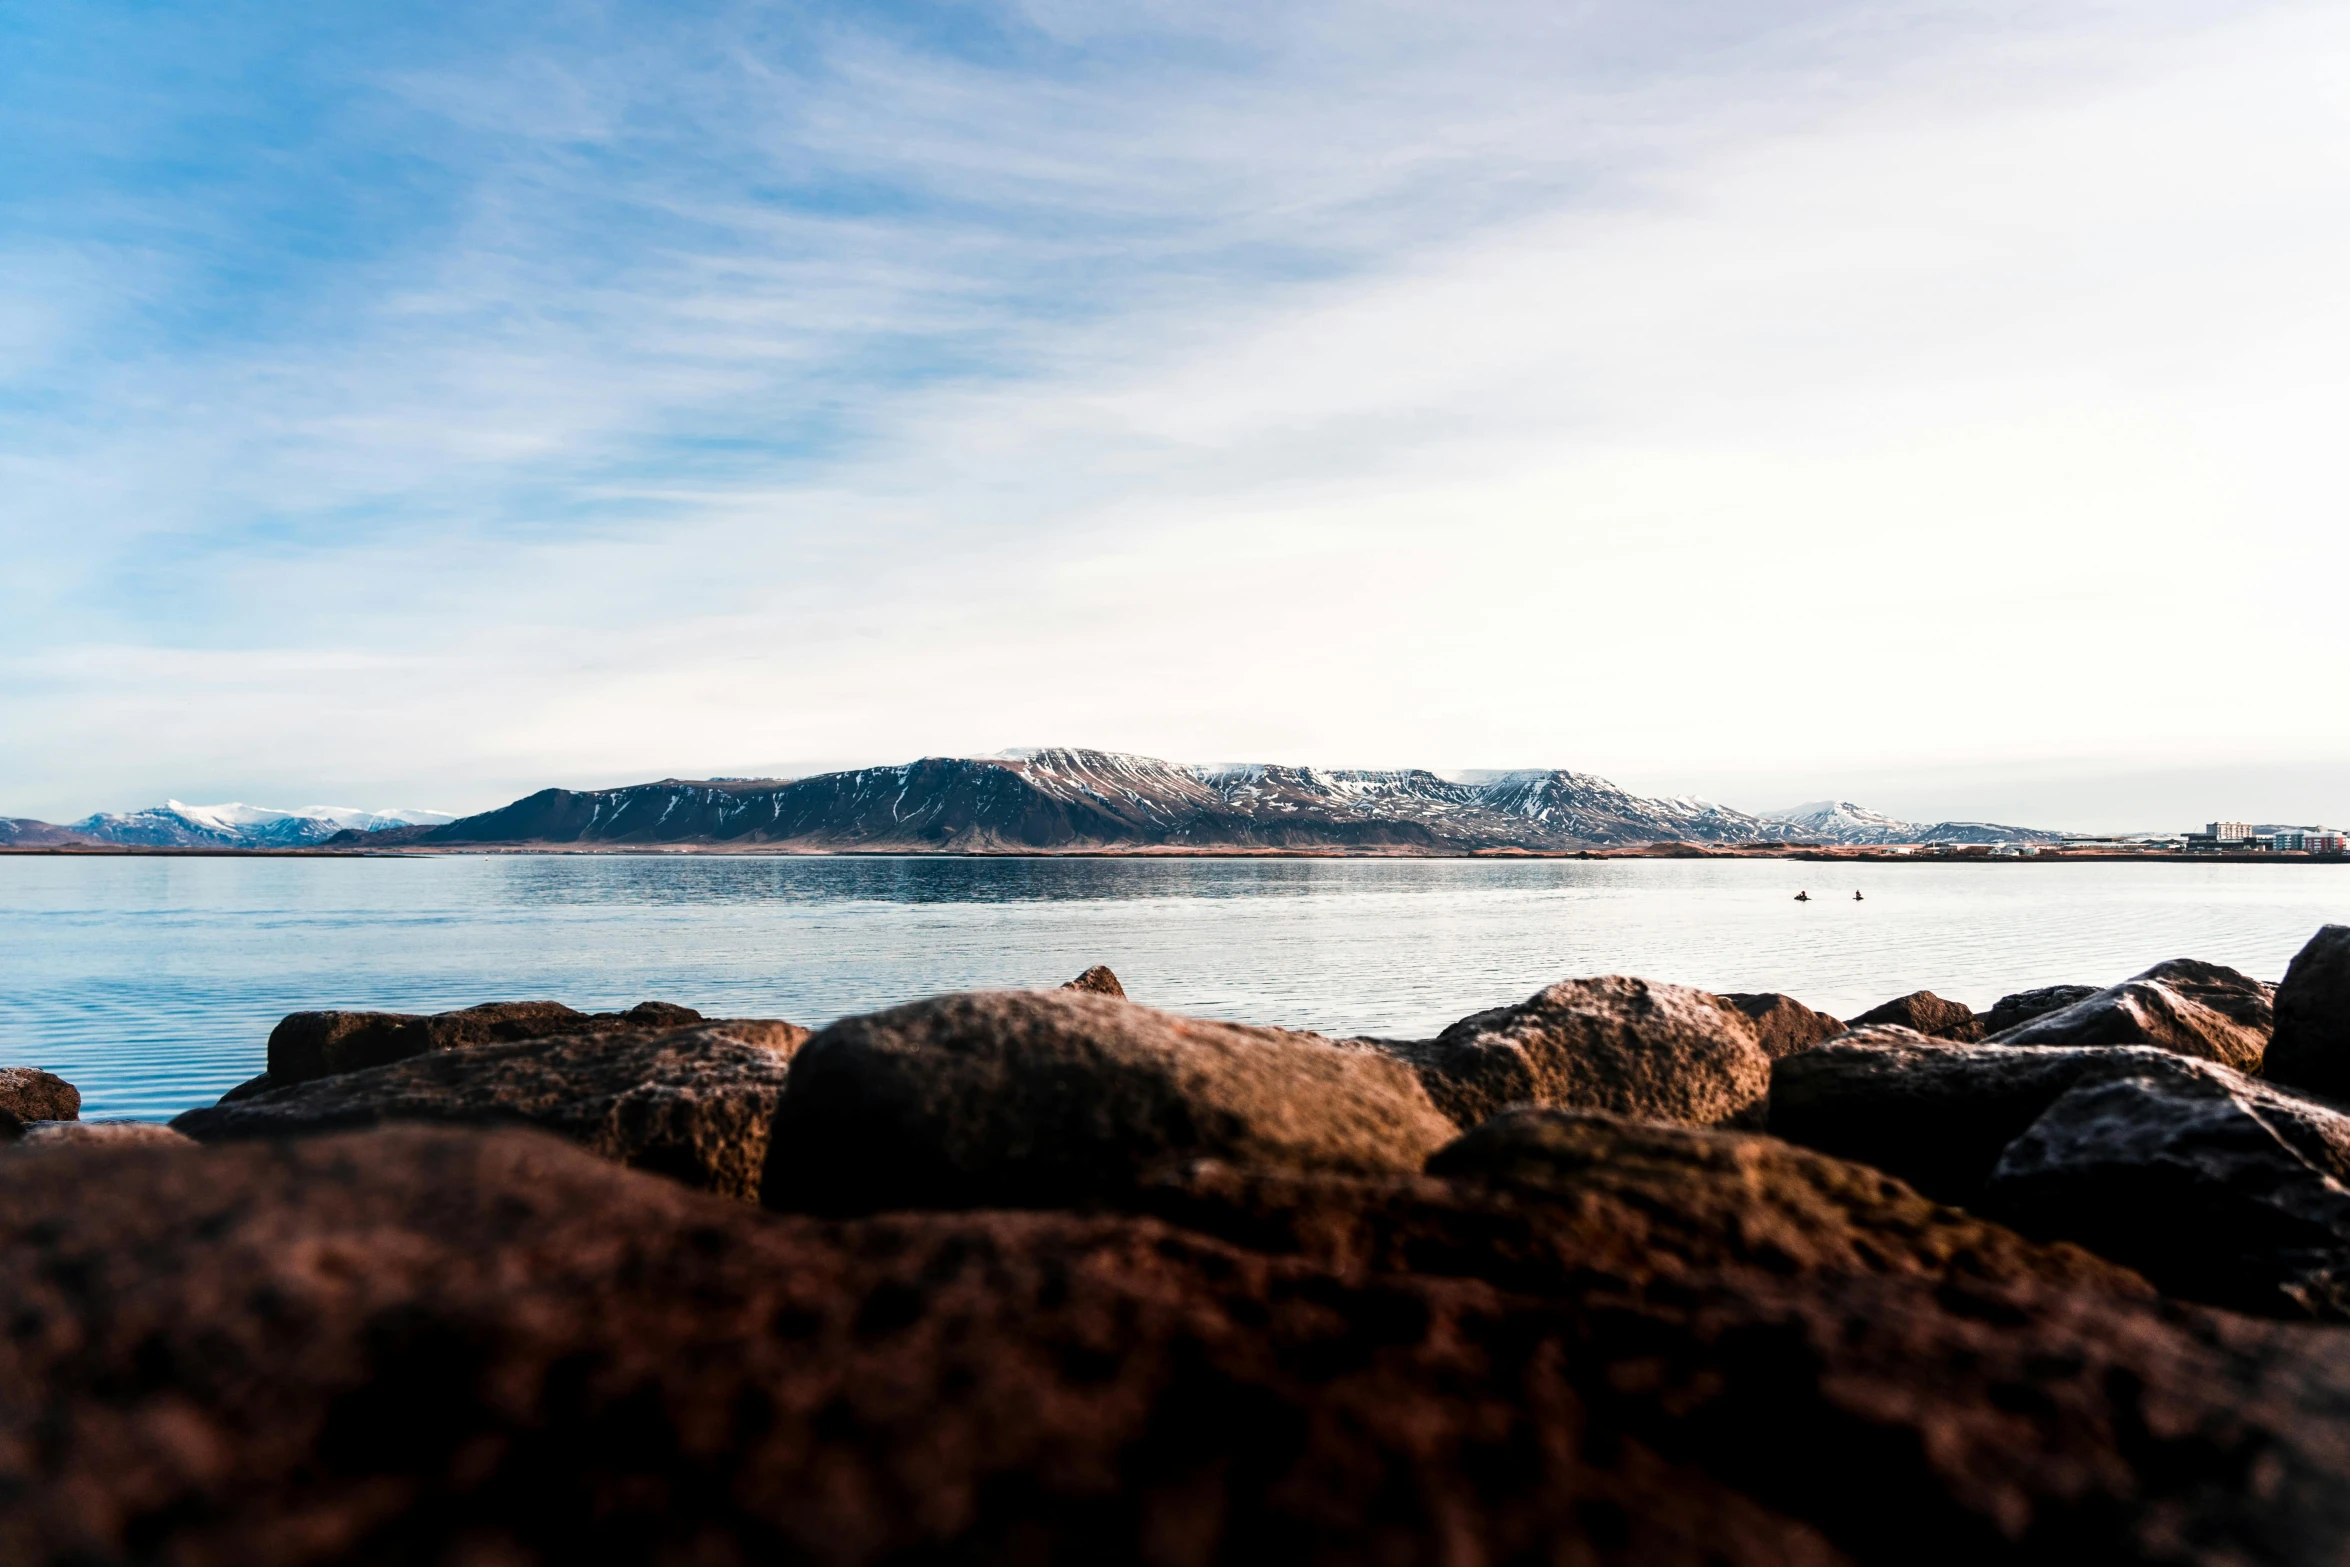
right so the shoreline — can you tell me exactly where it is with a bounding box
[2,843,2343,864]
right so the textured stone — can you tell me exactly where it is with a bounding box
[1987,959,2272,1071]
[1981,985,2099,1038]
[1398,976,1773,1130]
[762,989,1456,1215]
[2,1127,2348,1565]
[1060,964,1128,998]
[0,1067,79,1136]
[1983,1066,2350,1319]
[1847,990,1983,1042]
[2265,926,2350,1101]
[175,1021,805,1199]
[1718,993,1846,1059]
[265,999,707,1089]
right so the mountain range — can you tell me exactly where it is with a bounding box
[2,751,2064,853]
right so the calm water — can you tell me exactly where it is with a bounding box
[2,854,2344,1121]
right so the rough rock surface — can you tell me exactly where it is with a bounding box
[1060,964,1128,998]
[5,1127,2350,1565]
[1983,1066,2350,1318]
[2265,926,2350,1100]
[1397,976,1773,1130]
[1771,1031,2350,1318]
[0,1067,79,1135]
[1986,959,2272,1071]
[1982,985,2100,1037]
[762,989,1457,1215]
[265,999,707,1089]
[1847,990,1983,1042]
[1718,992,1845,1059]
[9,1119,189,1149]
[174,1021,805,1199]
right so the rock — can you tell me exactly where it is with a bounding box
[1985,959,2272,1070]
[1982,1066,2350,1319]
[3,1127,2348,1564]
[1980,985,2099,1037]
[11,1120,190,1149]
[761,989,1457,1215]
[2264,926,2350,1100]
[1846,990,1983,1041]
[173,1020,805,1199]
[1398,976,1772,1130]
[1717,992,1845,1059]
[1060,964,1127,998]
[0,1067,79,1136]
[266,999,707,1088]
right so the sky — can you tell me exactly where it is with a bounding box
[3,0,2346,832]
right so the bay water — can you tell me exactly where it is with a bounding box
[2,853,2343,1121]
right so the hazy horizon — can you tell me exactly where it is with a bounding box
[5,1,2344,830]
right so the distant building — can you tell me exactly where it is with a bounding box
[2268,830,2345,853]
[2208,821,2254,842]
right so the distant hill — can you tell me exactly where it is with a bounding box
[335,748,2040,853]
[1764,800,2065,847]
[60,802,455,849]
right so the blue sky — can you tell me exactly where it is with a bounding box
[4,0,2346,829]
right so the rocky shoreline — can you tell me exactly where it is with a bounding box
[3,928,2350,1561]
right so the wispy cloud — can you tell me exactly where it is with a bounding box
[2,0,2344,828]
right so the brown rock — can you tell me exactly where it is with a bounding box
[266,999,707,1088]
[2264,926,2350,1100]
[11,1120,190,1149]
[1847,990,1983,1041]
[0,1067,79,1139]
[1060,964,1127,998]
[2,1127,2347,1564]
[1981,985,2099,1037]
[1718,992,1845,1058]
[1986,959,2271,1071]
[1397,976,1773,1130]
[174,1021,805,1199]
[761,989,1456,1215]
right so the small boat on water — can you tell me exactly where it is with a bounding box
[1854,890,1864,901]
[1794,891,1811,902]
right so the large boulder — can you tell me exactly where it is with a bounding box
[1396,976,1773,1130]
[1717,992,1845,1059]
[1982,1066,2350,1318]
[1980,985,2098,1037]
[1985,959,2272,1071]
[1846,990,1983,1041]
[1770,1031,2350,1319]
[2264,926,2350,1100]
[0,1067,79,1135]
[761,989,1457,1215]
[2,1128,2348,1564]
[263,998,706,1090]
[173,1020,804,1199]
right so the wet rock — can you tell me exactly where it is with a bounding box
[1847,990,1983,1042]
[1981,985,2099,1037]
[2264,926,2350,1100]
[1060,964,1127,998]
[266,999,707,1088]
[1400,976,1772,1130]
[1985,959,2272,1071]
[1718,992,1845,1059]
[0,1067,78,1137]
[762,989,1456,1215]
[173,1020,805,1199]
[1982,1066,2350,1318]
[3,1127,2348,1565]
[11,1120,190,1149]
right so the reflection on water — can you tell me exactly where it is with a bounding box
[2,853,2344,1121]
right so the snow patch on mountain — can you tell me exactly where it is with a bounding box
[70,802,456,848]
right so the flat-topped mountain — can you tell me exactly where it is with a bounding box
[326,748,2058,853]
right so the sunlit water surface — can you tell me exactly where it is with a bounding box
[2,853,2344,1120]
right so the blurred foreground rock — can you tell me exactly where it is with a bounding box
[0,1066,79,1135]
[1986,959,2272,1071]
[2265,925,2350,1099]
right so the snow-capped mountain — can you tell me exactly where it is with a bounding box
[1759,799,2063,847]
[357,749,1799,852]
[69,801,456,849]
